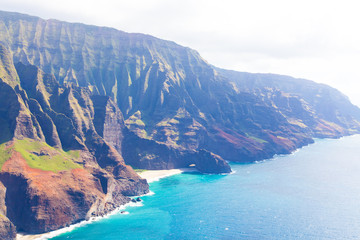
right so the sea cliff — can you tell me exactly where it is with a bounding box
[0,10,360,238]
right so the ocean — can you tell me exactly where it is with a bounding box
[51,135,360,240]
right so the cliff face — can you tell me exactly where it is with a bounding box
[0,11,355,168]
[0,11,358,168]
[0,45,149,235]
[217,68,360,138]
[0,182,16,240]
[0,10,360,236]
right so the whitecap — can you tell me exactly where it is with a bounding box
[145,190,155,196]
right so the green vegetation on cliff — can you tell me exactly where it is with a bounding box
[0,142,12,169]
[0,138,81,172]
[14,139,81,172]
[0,10,359,165]
[0,10,360,236]
[0,44,19,87]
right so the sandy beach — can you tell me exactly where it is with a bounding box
[17,234,45,240]
[139,168,198,183]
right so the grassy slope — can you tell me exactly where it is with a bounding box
[0,142,12,169]
[0,138,81,172]
[133,169,147,173]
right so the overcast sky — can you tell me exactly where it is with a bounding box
[1,0,360,106]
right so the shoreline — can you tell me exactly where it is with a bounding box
[16,168,197,240]
[16,203,134,240]
[15,136,360,240]
[138,167,198,183]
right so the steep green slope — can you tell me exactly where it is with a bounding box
[0,10,359,165]
[0,10,360,237]
[0,44,19,87]
[217,68,360,137]
[4,138,81,172]
[0,46,149,236]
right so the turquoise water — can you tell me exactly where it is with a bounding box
[52,135,360,240]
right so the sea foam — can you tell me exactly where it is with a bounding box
[28,199,144,240]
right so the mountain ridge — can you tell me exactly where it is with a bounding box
[1,10,359,163]
[0,10,359,238]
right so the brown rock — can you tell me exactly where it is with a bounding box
[0,215,16,240]
[0,182,16,240]
[191,149,231,174]
[0,149,147,234]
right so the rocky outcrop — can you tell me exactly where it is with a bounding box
[0,216,16,240]
[0,182,16,240]
[0,138,148,234]
[0,159,102,233]
[188,150,231,174]
[92,95,125,155]
[0,182,6,215]
[121,127,231,171]
[121,128,188,170]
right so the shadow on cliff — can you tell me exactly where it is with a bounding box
[0,80,17,145]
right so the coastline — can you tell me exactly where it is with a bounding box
[17,233,46,240]
[138,168,198,183]
[16,168,196,240]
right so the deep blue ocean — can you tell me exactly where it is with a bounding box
[51,135,360,240]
